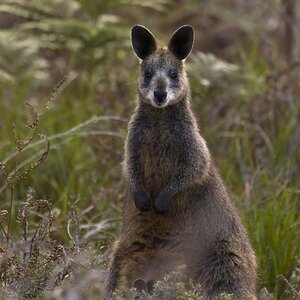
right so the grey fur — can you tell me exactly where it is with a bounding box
[105,25,257,300]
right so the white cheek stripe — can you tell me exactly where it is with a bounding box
[142,72,182,107]
[146,88,177,106]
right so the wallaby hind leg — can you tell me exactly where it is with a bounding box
[104,239,152,299]
[193,241,256,299]
[106,242,184,298]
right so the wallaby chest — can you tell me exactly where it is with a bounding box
[134,118,183,197]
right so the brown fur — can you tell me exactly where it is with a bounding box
[105,25,257,299]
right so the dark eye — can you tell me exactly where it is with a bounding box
[170,72,178,79]
[145,71,152,79]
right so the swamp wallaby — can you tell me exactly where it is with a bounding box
[105,25,257,299]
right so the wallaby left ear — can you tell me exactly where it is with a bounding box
[168,25,194,60]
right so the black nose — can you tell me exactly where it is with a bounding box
[154,90,167,103]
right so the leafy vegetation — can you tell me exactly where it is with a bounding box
[0,0,299,299]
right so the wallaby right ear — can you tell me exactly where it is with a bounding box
[131,25,157,60]
[168,25,194,60]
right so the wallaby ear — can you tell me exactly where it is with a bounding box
[168,25,194,60]
[131,25,157,60]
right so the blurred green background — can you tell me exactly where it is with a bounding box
[0,0,299,298]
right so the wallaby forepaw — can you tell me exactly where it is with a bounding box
[134,189,151,211]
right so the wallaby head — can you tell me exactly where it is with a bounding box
[131,25,194,108]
